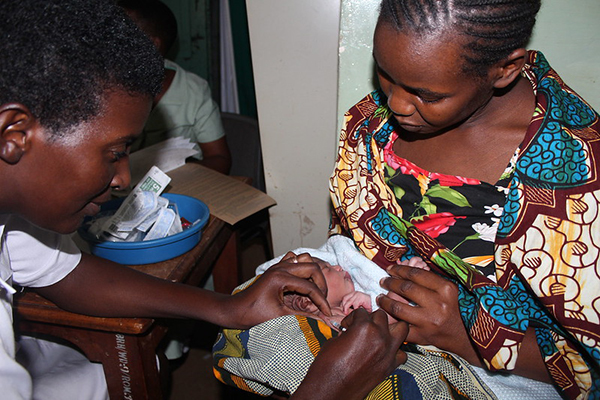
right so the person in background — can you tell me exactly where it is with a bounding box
[119,0,232,174]
[0,1,406,399]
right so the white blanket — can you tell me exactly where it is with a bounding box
[256,235,388,311]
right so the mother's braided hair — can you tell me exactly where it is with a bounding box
[378,0,541,76]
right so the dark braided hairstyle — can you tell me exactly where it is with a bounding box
[0,0,164,136]
[378,0,541,76]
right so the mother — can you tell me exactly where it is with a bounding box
[330,0,599,398]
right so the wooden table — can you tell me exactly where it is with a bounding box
[13,165,247,400]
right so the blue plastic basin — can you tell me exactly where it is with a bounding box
[78,193,210,265]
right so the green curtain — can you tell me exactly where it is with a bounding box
[229,0,257,118]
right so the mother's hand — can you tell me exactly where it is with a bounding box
[378,265,480,365]
[292,308,408,400]
[228,252,332,329]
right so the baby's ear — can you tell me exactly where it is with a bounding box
[0,104,36,164]
[290,295,318,313]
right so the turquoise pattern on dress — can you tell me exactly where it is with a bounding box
[370,209,420,260]
[497,52,599,238]
[496,175,522,238]
[515,124,589,186]
[363,90,394,174]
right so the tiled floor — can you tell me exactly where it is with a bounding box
[167,239,270,400]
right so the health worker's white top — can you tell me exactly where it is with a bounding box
[0,214,81,399]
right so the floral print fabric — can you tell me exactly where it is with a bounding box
[329,51,600,399]
[383,132,515,280]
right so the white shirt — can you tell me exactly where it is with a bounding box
[130,59,225,160]
[0,214,80,399]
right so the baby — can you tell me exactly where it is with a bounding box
[284,255,428,330]
[214,236,431,396]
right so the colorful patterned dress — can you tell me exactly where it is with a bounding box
[329,51,600,399]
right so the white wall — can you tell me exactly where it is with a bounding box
[248,0,600,256]
[246,1,341,255]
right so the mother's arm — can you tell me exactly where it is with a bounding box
[378,265,552,383]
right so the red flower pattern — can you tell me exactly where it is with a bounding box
[429,173,480,187]
[411,212,466,238]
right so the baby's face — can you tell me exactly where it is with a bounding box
[315,259,355,307]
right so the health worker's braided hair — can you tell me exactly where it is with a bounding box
[378,0,541,76]
[0,0,164,136]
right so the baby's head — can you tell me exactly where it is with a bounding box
[284,257,355,326]
[314,258,356,307]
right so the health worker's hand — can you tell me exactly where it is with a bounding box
[292,308,408,400]
[378,264,480,365]
[227,252,331,329]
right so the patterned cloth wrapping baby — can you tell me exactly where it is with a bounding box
[213,310,497,399]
